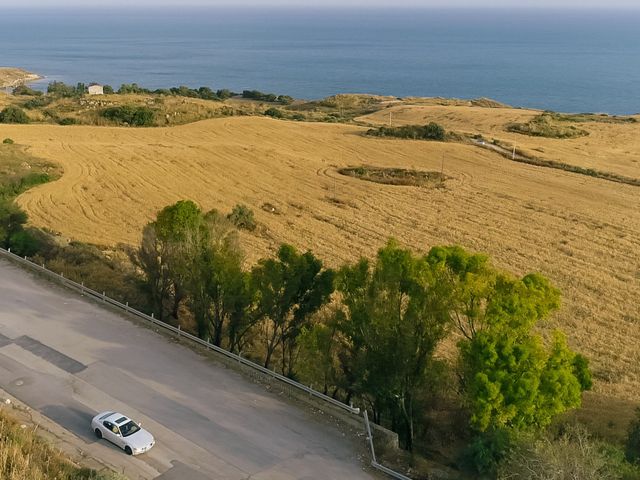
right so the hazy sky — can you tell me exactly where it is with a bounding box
[2,0,639,7]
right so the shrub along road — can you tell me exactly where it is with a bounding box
[0,259,373,480]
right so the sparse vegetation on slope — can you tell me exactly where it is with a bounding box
[0,142,60,255]
[338,166,445,186]
[0,407,125,480]
[506,112,589,138]
[366,122,447,141]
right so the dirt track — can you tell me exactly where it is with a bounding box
[2,116,639,408]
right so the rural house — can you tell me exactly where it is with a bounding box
[88,84,104,95]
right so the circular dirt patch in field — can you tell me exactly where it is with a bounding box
[338,166,445,187]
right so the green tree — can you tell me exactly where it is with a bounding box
[251,244,334,374]
[133,223,172,322]
[150,200,203,320]
[428,246,591,433]
[296,309,342,395]
[185,210,249,346]
[75,83,87,95]
[335,239,453,450]
[0,200,28,247]
[47,81,76,97]
[225,270,256,354]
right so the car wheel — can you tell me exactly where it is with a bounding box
[125,446,133,456]
[94,428,102,439]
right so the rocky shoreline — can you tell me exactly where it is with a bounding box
[0,67,43,89]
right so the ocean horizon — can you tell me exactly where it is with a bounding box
[2,7,640,114]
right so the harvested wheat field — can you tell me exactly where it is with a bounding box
[359,104,640,180]
[2,116,640,430]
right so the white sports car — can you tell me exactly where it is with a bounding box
[91,411,155,455]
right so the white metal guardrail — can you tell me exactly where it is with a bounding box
[1,246,418,479]
[363,410,413,480]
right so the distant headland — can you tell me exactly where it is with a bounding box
[0,67,42,89]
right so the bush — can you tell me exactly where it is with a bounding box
[12,84,42,96]
[58,117,79,125]
[9,229,41,256]
[499,425,640,480]
[101,105,155,126]
[0,106,30,124]
[2,138,14,144]
[227,204,256,231]
[367,122,446,141]
[461,428,512,476]
[277,95,294,105]
[216,89,233,100]
[264,107,284,118]
[22,95,52,109]
[103,84,114,94]
[506,113,589,139]
[627,408,640,465]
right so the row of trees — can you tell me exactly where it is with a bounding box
[242,90,294,105]
[135,200,591,459]
[41,81,294,104]
[117,83,233,100]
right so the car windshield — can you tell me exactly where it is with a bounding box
[119,420,141,437]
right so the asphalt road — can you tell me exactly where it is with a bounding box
[0,259,374,480]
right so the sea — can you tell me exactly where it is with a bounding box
[1,8,639,114]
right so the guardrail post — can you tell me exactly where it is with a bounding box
[177,325,181,340]
[150,312,155,324]
[363,410,377,464]
[7,248,9,253]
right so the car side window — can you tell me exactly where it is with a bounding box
[103,420,111,429]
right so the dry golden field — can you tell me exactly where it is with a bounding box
[358,104,640,180]
[2,113,639,436]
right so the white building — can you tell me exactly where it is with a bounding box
[88,84,104,95]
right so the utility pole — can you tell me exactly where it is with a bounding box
[512,143,516,160]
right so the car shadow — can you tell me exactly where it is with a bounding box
[40,404,100,444]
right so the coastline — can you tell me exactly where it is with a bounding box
[0,67,43,89]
